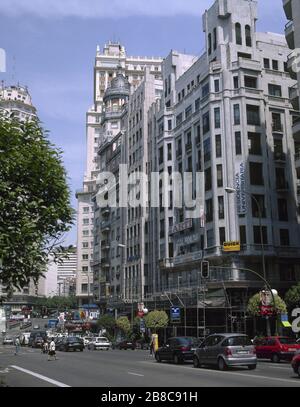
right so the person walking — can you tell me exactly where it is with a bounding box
[42,340,49,354]
[48,338,57,361]
[14,337,20,356]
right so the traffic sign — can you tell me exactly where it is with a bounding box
[170,307,181,323]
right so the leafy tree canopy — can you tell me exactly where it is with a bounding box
[144,310,168,332]
[285,283,300,309]
[116,316,131,335]
[0,113,74,290]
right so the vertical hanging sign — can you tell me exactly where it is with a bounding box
[235,162,246,215]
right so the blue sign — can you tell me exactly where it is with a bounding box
[171,307,181,323]
[140,319,146,333]
[48,319,58,328]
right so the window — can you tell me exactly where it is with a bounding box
[247,105,260,125]
[159,146,164,164]
[214,107,221,128]
[214,79,220,93]
[245,25,252,47]
[185,105,192,119]
[235,23,242,45]
[269,84,282,97]
[205,167,212,191]
[82,266,88,272]
[202,112,210,134]
[240,226,247,245]
[233,76,239,89]
[217,164,223,187]
[83,230,89,236]
[81,284,88,294]
[83,242,89,248]
[167,143,172,161]
[168,120,172,131]
[272,113,282,132]
[195,98,200,111]
[234,104,240,125]
[83,207,89,213]
[215,134,222,158]
[82,254,89,260]
[280,229,290,246]
[206,199,213,222]
[252,195,266,218]
[176,113,183,126]
[218,196,225,219]
[219,227,226,246]
[253,226,268,245]
[83,218,89,225]
[203,138,211,162]
[264,58,270,69]
[279,264,295,282]
[207,229,215,247]
[272,60,279,71]
[248,132,262,155]
[235,132,242,155]
[213,28,217,50]
[250,162,264,185]
[278,199,288,221]
[244,76,257,89]
[208,33,212,55]
[202,83,210,98]
[275,167,287,189]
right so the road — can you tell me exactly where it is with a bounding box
[0,343,299,387]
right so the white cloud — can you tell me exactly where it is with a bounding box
[0,0,212,18]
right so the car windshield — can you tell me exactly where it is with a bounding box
[96,337,108,342]
[177,337,198,346]
[279,337,298,345]
[224,336,252,346]
[68,337,81,342]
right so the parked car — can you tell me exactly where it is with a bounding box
[2,336,14,345]
[155,337,199,364]
[32,336,44,348]
[193,333,257,371]
[88,337,111,351]
[112,339,136,350]
[254,336,300,363]
[291,352,300,377]
[33,324,40,330]
[83,336,94,347]
[56,337,84,352]
[135,338,150,350]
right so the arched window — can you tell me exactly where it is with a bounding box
[245,25,252,47]
[208,33,212,55]
[235,23,242,45]
[213,28,217,50]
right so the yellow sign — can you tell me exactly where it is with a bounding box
[223,241,241,252]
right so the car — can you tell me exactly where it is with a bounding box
[193,333,257,371]
[291,352,300,377]
[32,336,44,348]
[254,336,300,363]
[56,337,84,352]
[2,336,14,345]
[19,332,31,346]
[155,337,199,364]
[135,338,150,350]
[88,337,111,351]
[83,336,95,347]
[112,339,136,350]
[33,325,40,330]
[28,331,47,347]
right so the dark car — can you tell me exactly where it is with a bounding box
[291,352,300,377]
[32,336,45,348]
[254,336,300,363]
[56,337,84,352]
[155,337,199,364]
[193,333,257,371]
[112,339,136,350]
[28,331,47,347]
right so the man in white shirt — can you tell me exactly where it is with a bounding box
[48,338,57,361]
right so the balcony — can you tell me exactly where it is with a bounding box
[232,58,261,72]
[101,258,110,268]
[101,220,111,232]
[172,250,203,267]
[285,20,295,49]
[101,240,110,250]
[293,116,300,141]
[101,206,110,216]
[289,84,299,110]
[283,0,292,21]
[287,51,298,80]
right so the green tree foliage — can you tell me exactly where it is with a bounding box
[35,296,77,311]
[285,283,300,310]
[144,310,169,332]
[116,316,131,335]
[96,314,116,333]
[0,113,74,290]
[247,293,287,316]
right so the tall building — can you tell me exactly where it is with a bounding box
[283,0,300,208]
[76,42,163,306]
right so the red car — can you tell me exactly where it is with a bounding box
[291,352,300,377]
[254,337,300,363]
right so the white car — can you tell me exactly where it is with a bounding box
[88,337,111,350]
[3,336,14,345]
[83,336,94,347]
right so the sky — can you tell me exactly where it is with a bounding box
[0,0,288,245]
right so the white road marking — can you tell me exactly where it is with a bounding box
[139,361,300,385]
[10,366,71,387]
[128,372,144,377]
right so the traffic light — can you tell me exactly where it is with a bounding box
[201,261,210,279]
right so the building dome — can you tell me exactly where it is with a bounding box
[103,72,130,103]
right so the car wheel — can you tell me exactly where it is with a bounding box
[193,356,200,368]
[80,348,83,352]
[218,357,227,371]
[248,365,256,370]
[174,354,182,365]
[297,365,300,378]
[271,354,280,363]
[155,352,161,363]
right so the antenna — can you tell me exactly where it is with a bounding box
[11,55,17,84]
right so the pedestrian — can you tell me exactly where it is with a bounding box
[14,337,20,356]
[48,338,57,361]
[149,336,154,356]
[42,340,49,354]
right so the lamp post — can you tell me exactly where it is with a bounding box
[225,187,272,335]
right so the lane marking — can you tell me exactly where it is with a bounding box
[127,372,144,377]
[139,362,300,385]
[10,366,71,387]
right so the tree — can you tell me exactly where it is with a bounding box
[96,315,116,334]
[285,283,300,310]
[0,113,74,290]
[116,316,131,336]
[144,310,168,332]
[247,293,287,316]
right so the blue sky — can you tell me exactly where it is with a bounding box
[0,0,287,245]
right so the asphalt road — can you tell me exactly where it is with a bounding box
[0,343,299,388]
